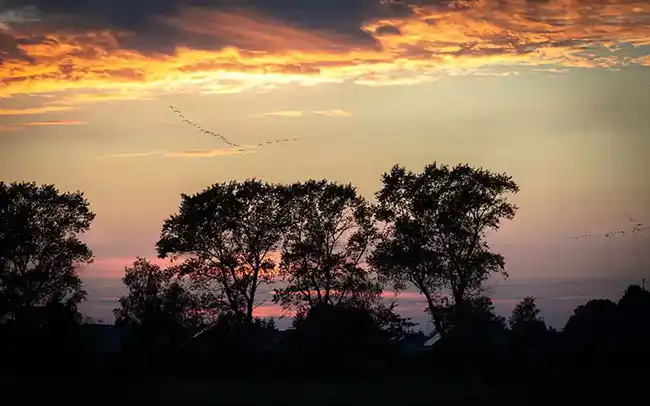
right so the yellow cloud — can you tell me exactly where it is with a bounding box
[632,55,650,66]
[253,109,352,118]
[0,1,648,101]
[313,109,352,117]
[253,111,305,118]
[54,92,154,105]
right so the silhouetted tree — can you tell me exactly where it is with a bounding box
[289,303,394,372]
[156,180,292,323]
[370,163,519,337]
[0,302,84,374]
[0,181,93,322]
[372,301,418,339]
[616,284,650,352]
[273,180,381,316]
[562,299,619,352]
[114,258,206,353]
[508,297,550,352]
[442,296,508,350]
[189,313,278,354]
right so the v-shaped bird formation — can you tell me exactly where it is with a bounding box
[169,105,299,151]
[564,212,649,240]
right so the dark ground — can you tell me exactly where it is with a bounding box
[0,376,640,405]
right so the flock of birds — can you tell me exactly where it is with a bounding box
[169,105,299,152]
[168,105,648,244]
[564,213,649,240]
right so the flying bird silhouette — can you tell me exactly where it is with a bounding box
[169,105,299,150]
[564,212,647,240]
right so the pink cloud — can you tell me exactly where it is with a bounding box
[80,256,174,279]
[254,304,296,319]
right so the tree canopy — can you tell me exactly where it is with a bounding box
[4,164,650,381]
[370,163,519,336]
[114,258,207,350]
[508,297,550,351]
[0,181,94,322]
[273,180,381,316]
[156,179,292,322]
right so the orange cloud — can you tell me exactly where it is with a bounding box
[0,106,75,116]
[0,125,22,133]
[0,1,648,102]
[163,148,253,158]
[20,120,85,127]
[254,304,296,319]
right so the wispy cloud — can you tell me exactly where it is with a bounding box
[0,106,75,116]
[54,92,154,106]
[99,150,167,159]
[253,109,352,118]
[252,110,305,118]
[313,109,352,117]
[0,125,22,133]
[163,148,253,158]
[99,147,254,160]
[20,120,85,127]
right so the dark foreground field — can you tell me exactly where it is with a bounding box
[0,377,637,405]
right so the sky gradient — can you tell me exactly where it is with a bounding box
[1,0,649,328]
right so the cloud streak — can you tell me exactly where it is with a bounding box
[20,120,85,126]
[314,109,352,117]
[253,109,352,118]
[0,106,75,116]
[253,110,305,118]
[0,1,648,101]
[99,147,255,160]
[0,125,21,132]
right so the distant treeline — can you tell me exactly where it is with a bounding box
[1,162,649,379]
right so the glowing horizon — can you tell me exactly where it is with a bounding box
[2,0,649,326]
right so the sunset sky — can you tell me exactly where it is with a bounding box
[1,0,649,328]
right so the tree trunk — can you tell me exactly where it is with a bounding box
[245,298,254,324]
[424,292,445,338]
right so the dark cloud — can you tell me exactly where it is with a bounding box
[374,24,402,36]
[0,31,31,62]
[0,0,421,53]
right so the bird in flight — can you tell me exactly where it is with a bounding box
[564,212,648,240]
[169,105,299,151]
[624,212,645,234]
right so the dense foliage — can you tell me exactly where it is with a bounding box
[1,165,648,380]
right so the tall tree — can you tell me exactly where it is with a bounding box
[114,258,207,350]
[156,179,292,323]
[370,163,519,336]
[0,181,94,322]
[272,180,381,316]
[508,296,549,351]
